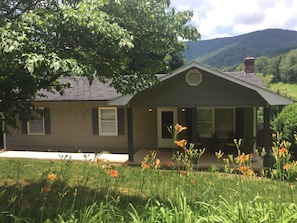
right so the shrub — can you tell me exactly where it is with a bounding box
[273,103,297,154]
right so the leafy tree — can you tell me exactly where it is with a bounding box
[273,104,297,150]
[280,49,297,82]
[0,0,200,130]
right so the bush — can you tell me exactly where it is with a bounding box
[273,103,297,155]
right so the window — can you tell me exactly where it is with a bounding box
[214,108,234,138]
[197,108,213,136]
[98,107,118,136]
[27,108,45,135]
[197,108,234,137]
[186,70,202,86]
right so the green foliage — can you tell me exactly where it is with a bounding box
[273,104,297,146]
[0,0,200,130]
[185,29,297,67]
[271,82,297,100]
[1,150,297,222]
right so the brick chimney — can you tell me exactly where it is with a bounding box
[243,56,255,73]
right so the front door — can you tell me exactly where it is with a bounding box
[157,108,177,148]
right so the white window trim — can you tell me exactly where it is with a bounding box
[27,107,45,135]
[98,107,118,136]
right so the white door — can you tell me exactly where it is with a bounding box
[157,108,178,148]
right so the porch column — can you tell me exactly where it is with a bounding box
[191,108,198,146]
[127,107,134,162]
[185,108,197,144]
[263,106,271,167]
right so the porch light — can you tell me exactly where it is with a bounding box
[181,108,185,112]
[148,108,153,112]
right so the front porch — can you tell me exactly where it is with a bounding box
[130,148,264,172]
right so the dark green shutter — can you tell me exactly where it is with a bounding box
[117,108,125,135]
[236,108,244,138]
[21,121,28,134]
[92,108,99,135]
[44,108,51,134]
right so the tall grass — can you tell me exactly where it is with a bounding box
[0,126,297,222]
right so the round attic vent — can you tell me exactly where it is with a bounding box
[186,70,202,86]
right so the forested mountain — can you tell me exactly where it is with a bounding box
[184,29,297,69]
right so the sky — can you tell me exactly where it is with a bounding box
[170,0,297,40]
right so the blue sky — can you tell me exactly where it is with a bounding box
[170,0,297,40]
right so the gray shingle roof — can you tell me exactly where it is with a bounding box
[36,69,267,102]
[225,71,267,89]
[36,77,120,101]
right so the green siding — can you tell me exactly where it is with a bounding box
[129,69,267,107]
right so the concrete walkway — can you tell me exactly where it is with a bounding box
[0,150,129,163]
[0,149,264,171]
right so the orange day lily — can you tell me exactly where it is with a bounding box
[141,162,150,169]
[245,168,254,176]
[283,164,291,170]
[43,186,51,193]
[109,170,119,177]
[174,139,186,147]
[166,162,173,168]
[154,159,161,169]
[279,147,287,156]
[48,173,57,182]
[239,154,250,164]
[175,124,187,133]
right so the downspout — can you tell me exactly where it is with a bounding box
[1,112,6,150]
[253,107,257,151]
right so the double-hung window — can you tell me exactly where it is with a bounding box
[27,108,45,135]
[98,107,118,136]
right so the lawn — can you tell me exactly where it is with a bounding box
[1,146,297,222]
[270,82,297,100]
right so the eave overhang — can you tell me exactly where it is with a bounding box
[108,61,294,107]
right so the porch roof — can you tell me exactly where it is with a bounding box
[108,61,294,107]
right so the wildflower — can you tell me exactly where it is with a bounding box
[283,164,292,170]
[174,139,187,147]
[175,123,187,133]
[245,168,254,176]
[43,186,51,193]
[141,162,150,169]
[166,162,174,168]
[109,170,119,178]
[96,158,105,164]
[237,165,248,173]
[154,159,161,169]
[48,173,57,182]
[279,148,287,156]
[239,154,250,164]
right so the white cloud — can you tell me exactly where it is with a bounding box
[170,0,297,40]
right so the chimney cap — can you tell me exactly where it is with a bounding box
[243,56,255,61]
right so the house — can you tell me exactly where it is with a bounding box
[3,57,294,166]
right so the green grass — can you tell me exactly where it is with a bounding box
[1,153,297,222]
[271,82,297,100]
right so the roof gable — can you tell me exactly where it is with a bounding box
[109,61,294,106]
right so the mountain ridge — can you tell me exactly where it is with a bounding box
[184,29,297,68]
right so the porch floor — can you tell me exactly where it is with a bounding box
[129,149,264,172]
